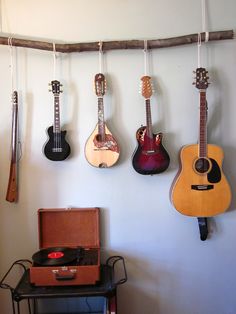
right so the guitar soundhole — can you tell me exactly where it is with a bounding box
[95,134,103,142]
[194,158,210,174]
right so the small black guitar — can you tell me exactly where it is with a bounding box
[43,80,71,161]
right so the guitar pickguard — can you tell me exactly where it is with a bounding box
[93,134,120,153]
[84,123,120,168]
[207,158,221,183]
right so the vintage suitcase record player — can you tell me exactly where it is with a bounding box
[30,207,100,286]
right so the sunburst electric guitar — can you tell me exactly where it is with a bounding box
[171,67,231,217]
[132,76,170,175]
[84,73,120,168]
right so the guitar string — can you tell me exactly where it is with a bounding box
[52,95,60,152]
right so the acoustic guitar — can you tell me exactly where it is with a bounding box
[132,75,170,175]
[84,73,120,168]
[171,67,231,217]
[43,80,71,161]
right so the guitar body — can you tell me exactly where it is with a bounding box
[85,123,120,168]
[44,126,71,161]
[171,144,231,217]
[132,126,170,175]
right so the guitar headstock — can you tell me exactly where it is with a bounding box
[193,67,209,90]
[94,73,106,97]
[140,76,153,99]
[49,80,63,94]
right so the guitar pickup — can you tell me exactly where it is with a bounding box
[52,148,63,152]
[191,185,214,191]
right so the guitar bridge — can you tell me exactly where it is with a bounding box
[191,185,214,191]
[52,148,63,152]
[142,150,156,155]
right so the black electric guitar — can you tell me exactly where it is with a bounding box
[44,80,71,161]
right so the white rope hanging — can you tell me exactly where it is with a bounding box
[201,0,209,42]
[0,0,2,33]
[52,42,57,79]
[197,33,202,68]
[143,40,149,76]
[8,37,22,160]
[98,41,103,73]
[197,0,209,67]
[8,37,14,93]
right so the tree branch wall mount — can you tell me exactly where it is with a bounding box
[0,30,233,53]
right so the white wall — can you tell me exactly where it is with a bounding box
[0,1,236,313]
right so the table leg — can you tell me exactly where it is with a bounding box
[108,294,117,314]
[33,299,37,314]
[17,302,20,314]
[27,299,32,314]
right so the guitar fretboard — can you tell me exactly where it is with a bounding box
[11,91,18,163]
[54,94,61,133]
[145,99,153,139]
[98,97,105,141]
[199,91,207,157]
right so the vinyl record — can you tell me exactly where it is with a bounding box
[32,247,79,266]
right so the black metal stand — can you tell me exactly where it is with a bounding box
[197,217,208,241]
[0,256,127,314]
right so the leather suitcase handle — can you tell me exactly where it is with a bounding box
[52,269,77,281]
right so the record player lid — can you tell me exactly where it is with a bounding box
[38,208,100,249]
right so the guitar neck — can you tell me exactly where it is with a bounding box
[98,97,105,141]
[145,98,153,138]
[199,91,207,157]
[54,94,61,133]
[6,91,18,203]
[11,91,18,163]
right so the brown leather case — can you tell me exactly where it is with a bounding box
[29,207,100,286]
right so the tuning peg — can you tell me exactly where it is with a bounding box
[48,89,52,92]
[192,82,196,85]
[193,71,196,74]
